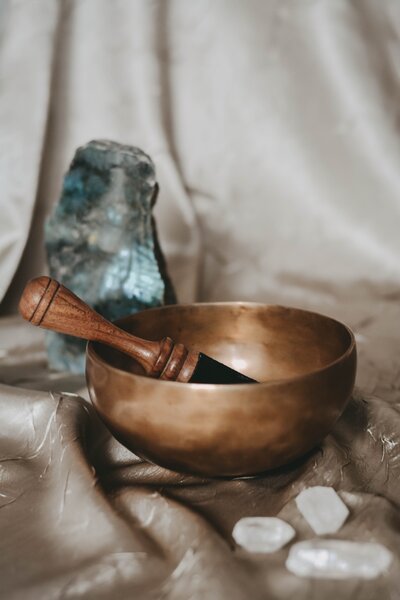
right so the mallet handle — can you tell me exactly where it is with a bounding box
[18,276,198,382]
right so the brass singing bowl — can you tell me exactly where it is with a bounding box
[86,303,356,477]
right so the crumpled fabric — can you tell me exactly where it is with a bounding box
[1,305,400,600]
[1,0,400,598]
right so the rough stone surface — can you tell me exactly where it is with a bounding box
[45,140,176,372]
[232,517,295,553]
[295,486,349,535]
[286,540,393,579]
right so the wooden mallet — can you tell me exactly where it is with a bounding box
[19,276,256,384]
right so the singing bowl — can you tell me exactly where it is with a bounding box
[86,303,356,477]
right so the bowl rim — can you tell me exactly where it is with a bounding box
[86,301,356,390]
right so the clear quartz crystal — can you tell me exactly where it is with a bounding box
[232,517,295,553]
[286,540,393,579]
[295,486,349,535]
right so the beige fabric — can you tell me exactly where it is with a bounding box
[1,302,400,599]
[2,0,400,310]
[1,0,400,597]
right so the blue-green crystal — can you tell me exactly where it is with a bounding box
[45,140,176,373]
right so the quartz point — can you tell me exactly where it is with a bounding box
[45,140,176,372]
[232,517,295,553]
[286,540,393,579]
[295,486,349,535]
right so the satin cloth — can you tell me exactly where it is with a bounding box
[1,1,400,598]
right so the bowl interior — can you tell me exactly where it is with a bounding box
[93,303,352,383]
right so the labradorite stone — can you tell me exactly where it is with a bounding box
[45,140,176,373]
